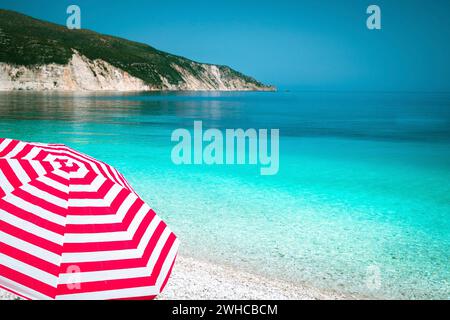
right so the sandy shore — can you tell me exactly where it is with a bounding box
[0,255,343,300]
[160,256,343,300]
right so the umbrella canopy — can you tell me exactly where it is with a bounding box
[0,138,179,300]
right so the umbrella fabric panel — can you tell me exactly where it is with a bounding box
[0,138,179,300]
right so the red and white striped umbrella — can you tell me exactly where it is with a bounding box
[0,138,179,300]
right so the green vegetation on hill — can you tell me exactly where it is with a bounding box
[0,9,269,89]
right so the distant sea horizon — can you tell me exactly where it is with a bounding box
[274,86,450,94]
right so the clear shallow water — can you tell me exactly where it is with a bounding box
[0,91,449,299]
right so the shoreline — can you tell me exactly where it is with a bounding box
[159,255,346,300]
[0,255,345,300]
[0,88,276,93]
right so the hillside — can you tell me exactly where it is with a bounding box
[0,9,274,91]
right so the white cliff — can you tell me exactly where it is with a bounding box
[0,51,273,92]
[0,51,152,91]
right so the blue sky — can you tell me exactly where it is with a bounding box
[2,0,450,91]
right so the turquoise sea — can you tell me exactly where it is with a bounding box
[0,91,449,299]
